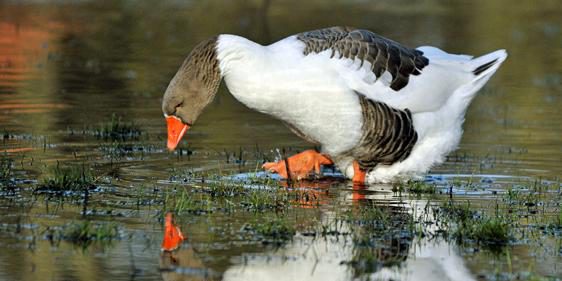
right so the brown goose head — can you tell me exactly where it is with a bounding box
[162,37,221,151]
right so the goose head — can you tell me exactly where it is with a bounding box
[162,37,221,151]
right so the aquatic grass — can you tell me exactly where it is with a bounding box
[36,163,97,193]
[172,188,195,213]
[245,168,283,187]
[0,155,15,190]
[204,180,246,198]
[408,181,437,194]
[550,208,562,230]
[166,168,289,213]
[393,181,437,195]
[0,155,12,180]
[341,201,411,231]
[242,188,290,211]
[440,201,511,246]
[163,187,213,216]
[95,113,142,141]
[504,187,522,204]
[471,217,510,243]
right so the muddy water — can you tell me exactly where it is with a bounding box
[0,0,561,280]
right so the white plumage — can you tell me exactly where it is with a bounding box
[216,31,507,183]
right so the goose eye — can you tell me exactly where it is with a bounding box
[174,102,183,113]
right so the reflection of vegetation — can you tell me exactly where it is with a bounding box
[340,202,412,276]
[343,240,408,275]
[37,163,96,193]
[45,221,120,248]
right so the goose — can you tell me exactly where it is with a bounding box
[162,26,507,184]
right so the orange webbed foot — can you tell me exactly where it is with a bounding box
[262,150,333,180]
[161,212,185,252]
[352,161,366,185]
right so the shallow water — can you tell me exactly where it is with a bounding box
[0,0,561,280]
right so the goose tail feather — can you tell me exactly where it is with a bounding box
[469,49,508,80]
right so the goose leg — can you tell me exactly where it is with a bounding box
[262,149,333,180]
[352,161,366,185]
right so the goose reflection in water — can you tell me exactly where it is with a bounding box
[159,184,476,281]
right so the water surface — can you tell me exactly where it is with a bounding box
[0,0,561,280]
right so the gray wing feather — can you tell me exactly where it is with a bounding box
[350,95,418,169]
[297,26,429,91]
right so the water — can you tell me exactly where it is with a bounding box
[0,0,561,280]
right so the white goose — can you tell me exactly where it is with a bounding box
[162,26,507,184]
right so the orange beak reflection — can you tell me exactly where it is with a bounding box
[166,116,190,151]
[161,212,185,251]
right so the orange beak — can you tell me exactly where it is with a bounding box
[166,116,190,151]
